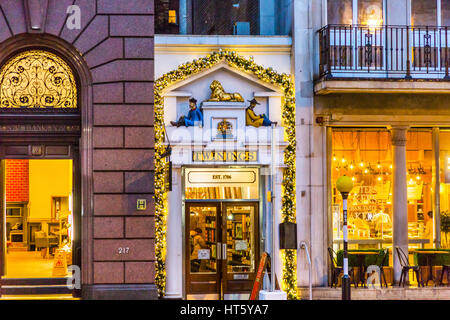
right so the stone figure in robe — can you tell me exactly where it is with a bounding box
[245,98,276,127]
[170,97,203,127]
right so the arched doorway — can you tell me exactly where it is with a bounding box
[0,47,86,296]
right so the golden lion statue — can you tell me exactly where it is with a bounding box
[208,80,244,102]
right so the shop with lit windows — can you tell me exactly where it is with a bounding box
[155,50,295,299]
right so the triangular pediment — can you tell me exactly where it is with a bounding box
[161,60,282,96]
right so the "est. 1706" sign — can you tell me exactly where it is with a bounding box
[192,151,258,162]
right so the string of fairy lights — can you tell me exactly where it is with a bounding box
[154,50,297,299]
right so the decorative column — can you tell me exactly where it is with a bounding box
[390,126,409,284]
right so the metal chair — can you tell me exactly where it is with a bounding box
[328,247,354,288]
[373,248,389,288]
[439,265,450,286]
[395,246,423,287]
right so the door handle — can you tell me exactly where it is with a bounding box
[222,243,227,260]
[216,242,221,260]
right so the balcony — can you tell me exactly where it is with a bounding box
[316,25,450,95]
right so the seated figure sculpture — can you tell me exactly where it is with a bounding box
[170,97,203,127]
[246,98,277,127]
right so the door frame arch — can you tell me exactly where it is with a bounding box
[0,33,94,292]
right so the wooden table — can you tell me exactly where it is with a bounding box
[413,250,450,286]
[348,251,379,288]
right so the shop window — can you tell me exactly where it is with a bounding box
[411,0,437,26]
[327,0,353,25]
[406,130,433,248]
[439,131,450,248]
[331,129,393,245]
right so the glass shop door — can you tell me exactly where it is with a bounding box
[222,202,259,294]
[185,201,259,297]
[185,203,221,295]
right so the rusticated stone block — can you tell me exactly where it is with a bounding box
[124,172,154,193]
[1,0,27,35]
[94,217,124,238]
[93,150,154,171]
[93,172,123,193]
[84,38,123,68]
[97,0,154,14]
[60,0,96,43]
[125,82,154,104]
[125,262,155,284]
[125,38,154,59]
[94,239,155,261]
[92,60,154,83]
[0,11,12,43]
[93,83,124,104]
[124,127,154,148]
[110,16,154,36]
[94,105,154,126]
[125,217,155,238]
[93,127,124,148]
[73,15,108,53]
[93,262,124,284]
[94,194,154,216]
[45,0,73,36]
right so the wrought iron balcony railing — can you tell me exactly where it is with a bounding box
[319,24,450,79]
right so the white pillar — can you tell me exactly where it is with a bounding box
[274,168,284,288]
[390,126,409,284]
[164,168,183,299]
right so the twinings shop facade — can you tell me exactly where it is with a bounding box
[330,127,450,283]
[156,49,295,299]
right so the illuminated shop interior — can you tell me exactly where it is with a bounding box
[331,129,438,250]
[183,167,260,297]
[4,159,73,278]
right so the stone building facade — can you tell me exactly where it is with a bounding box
[0,0,156,300]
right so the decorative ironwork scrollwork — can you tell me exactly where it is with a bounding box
[365,33,373,67]
[0,50,77,109]
[424,33,432,67]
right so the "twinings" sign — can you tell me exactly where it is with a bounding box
[192,151,258,162]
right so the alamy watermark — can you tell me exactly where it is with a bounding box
[66,5,81,30]
[66,265,81,289]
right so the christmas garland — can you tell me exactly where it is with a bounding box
[154,50,297,299]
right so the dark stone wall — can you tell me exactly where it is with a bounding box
[0,0,155,299]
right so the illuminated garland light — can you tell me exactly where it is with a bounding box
[154,50,297,299]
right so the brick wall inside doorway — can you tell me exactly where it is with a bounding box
[5,160,29,203]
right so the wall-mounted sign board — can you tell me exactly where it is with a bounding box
[192,151,257,162]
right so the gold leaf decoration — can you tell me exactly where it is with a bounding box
[0,50,77,109]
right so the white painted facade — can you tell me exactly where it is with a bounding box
[155,35,294,299]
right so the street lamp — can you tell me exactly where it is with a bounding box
[336,175,353,300]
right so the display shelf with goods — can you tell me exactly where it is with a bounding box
[226,207,254,274]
